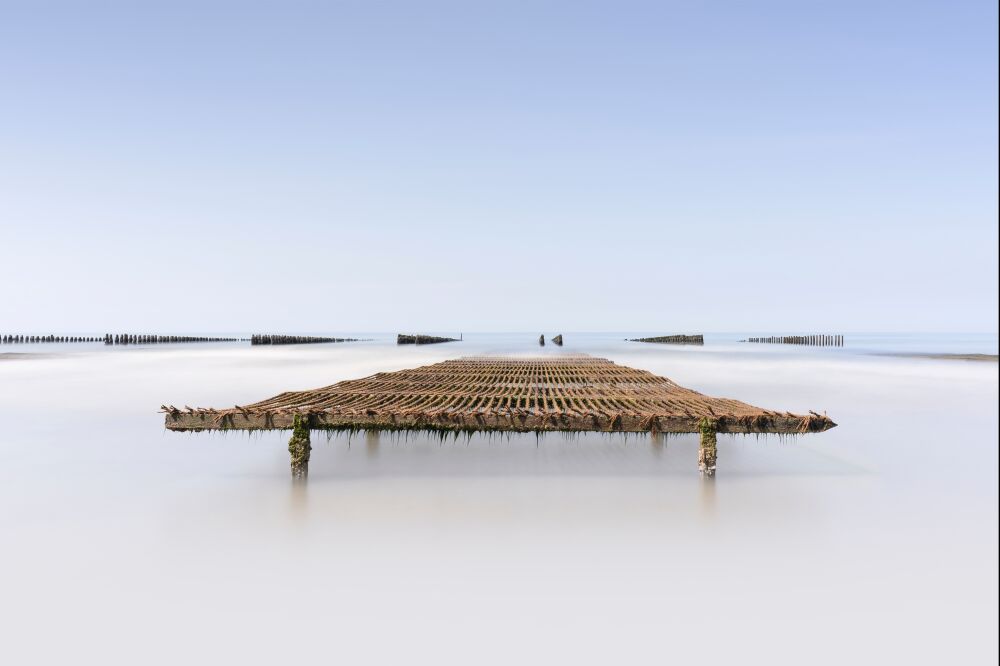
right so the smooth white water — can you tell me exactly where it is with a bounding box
[0,334,997,665]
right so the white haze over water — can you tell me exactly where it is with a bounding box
[0,334,997,665]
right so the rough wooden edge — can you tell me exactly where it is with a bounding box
[163,409,836,434]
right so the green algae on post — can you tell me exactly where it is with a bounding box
[699,417,718,476]
[288,413,311,479]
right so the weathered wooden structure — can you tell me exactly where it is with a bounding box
[107,334,242,345]
[631,334,704,345]
[397,334,459,345]
[746,335,843,347]
[251,334,358,345]
[163,355,835,478]
[2,334,101,343]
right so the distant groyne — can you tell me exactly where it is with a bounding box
[2,334,102,343]
[106,334,242,344]
[745,335,843,347]
[397,334,459,345]
[251,335,360,345]
[630,334,704,345]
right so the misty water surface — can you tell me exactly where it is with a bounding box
[0,333,996,665]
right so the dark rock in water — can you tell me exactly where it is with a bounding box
[538,334,545,346]
[552,334,563,346]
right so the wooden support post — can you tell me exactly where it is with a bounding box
[698,418,718,476]
[288,414,312,479]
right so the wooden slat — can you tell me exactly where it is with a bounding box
[162,355,836,435]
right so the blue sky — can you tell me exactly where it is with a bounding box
[1,0,996,332]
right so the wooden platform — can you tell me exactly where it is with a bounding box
[162,355,835,435]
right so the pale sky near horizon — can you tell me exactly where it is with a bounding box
[1,0,997,332]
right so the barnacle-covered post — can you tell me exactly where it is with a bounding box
[288,413,312,479]
[698,417,718,476]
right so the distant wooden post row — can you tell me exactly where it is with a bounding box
[104,334,242,344]
[744,334,844,347]
[2,333,363,345]
[397,334,459,345]
[630,334,704,345]
[1,334,102,343]
[252,334,360,345]
[4,332,846,348]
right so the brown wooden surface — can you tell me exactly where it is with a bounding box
[163,355,836,435]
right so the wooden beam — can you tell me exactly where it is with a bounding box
[163,409,834,435]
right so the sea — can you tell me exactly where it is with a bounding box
[1,332,997,665]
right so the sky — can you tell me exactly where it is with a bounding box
[1,0,997,333]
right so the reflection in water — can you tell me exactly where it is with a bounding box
[700,475,716,519]
[365,430,380,458]
[289,476,309,524]
[650,431,664,457]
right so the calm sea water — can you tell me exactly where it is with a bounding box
[1,333,997,665]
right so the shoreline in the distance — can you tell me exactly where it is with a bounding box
[873,352,998,362]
